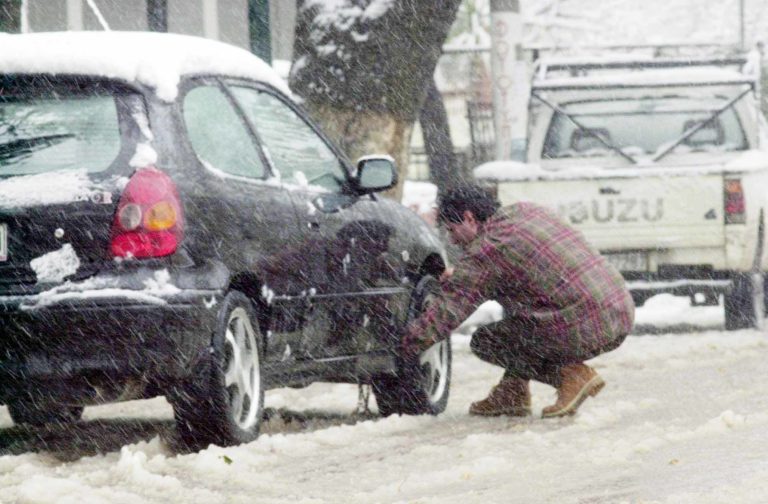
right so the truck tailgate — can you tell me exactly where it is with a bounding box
[497,174,725,251]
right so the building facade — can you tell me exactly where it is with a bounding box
[0,0,296,63]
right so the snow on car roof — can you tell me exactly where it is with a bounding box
[0,31,292,102]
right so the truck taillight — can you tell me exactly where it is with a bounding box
[724,179,746,224]
[110,167,184,258]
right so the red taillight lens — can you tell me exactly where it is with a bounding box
[110,167,184,258]
[724,179,746,224]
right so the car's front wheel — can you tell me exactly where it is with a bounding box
[171,290,264,449]
[373,275,451,416]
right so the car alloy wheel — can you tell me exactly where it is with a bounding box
[223,307,262,431]
[420,339,450,405]
[171,290,264,450]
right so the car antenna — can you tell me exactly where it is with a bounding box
[84,0,111,31]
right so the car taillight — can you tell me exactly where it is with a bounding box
[724,179,746,225]
[110,167,184,258]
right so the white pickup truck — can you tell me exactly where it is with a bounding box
[475,55,768,329]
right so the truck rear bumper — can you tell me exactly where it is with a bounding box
[626,278,732,306]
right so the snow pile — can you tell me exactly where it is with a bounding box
[634,293,724,328]
[536,66,752,89]
[472,156,768,182]
[29,279,168,309]
[4,269,187,310]
[0,32,291,102]
[401,180,438,213]
[129,143,158,169]
[2,314,767,502]
[303,0,395,28]
[30,244,81,284]
[0,170,97,208]
[142,270,181,297]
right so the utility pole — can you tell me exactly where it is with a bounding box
[740,0,745,50]
[489,0,529,161]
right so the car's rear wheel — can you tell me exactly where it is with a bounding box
[7,401,83,426]
[171,290,264,450]
[725,272,765,330]
[373,275,451,416]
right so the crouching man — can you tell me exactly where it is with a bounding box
[403,184,634,418]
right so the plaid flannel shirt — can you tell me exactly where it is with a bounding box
[405,202,635,357]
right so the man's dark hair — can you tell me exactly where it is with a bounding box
[438,184,500,224]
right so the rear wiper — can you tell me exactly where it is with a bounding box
[652,86,752,162]
[532,92,638,165]
[0,133,75,162]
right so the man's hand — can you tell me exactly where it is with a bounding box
[401,322,431,358]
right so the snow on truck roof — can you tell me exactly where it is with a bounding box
[0,31,291,101]
[535,69,754,91]
[533,56,756,91]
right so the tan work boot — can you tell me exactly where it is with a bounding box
[542,364,605,418]
[469,377,532,417]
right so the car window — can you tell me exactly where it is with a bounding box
[229,86,345,191]
[542,97,748,160]
[0,91,122,177]
[183,85,265,179]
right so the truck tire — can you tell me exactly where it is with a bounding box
[7,401,83,426]
[372,275,451,416]
[171,290,265,450]
[763,273,768,315]
[724,272,765,330]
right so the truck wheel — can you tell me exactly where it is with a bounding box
[763,273,768,315]
[7,401,83,426]
[724,273,765,330]
[171,290,264,450]
[373,275,451,416]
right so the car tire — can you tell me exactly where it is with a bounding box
[372,275,451,416]
[725,272,765,330]
[7,401,83,426]
[171,290,265,450]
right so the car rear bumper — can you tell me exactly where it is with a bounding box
[0,288,221,401]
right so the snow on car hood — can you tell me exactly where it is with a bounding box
[0,31,291,102]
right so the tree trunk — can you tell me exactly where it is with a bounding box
[420,76,462,197]
[290,0,462,201]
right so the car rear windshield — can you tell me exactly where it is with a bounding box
[543,96,748,160]
[0,76,132,177]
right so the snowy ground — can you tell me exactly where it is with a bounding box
[1,295,767,503]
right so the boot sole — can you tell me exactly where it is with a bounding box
[541,375,605,419]
[469,407,532,418]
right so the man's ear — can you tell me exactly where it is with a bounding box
[463,210,477,225]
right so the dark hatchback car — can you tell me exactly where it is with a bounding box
[0,32,449,448]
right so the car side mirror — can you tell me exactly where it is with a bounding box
[354,155,397,194]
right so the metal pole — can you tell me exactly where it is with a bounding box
[20,0,29,33]
[490,0,528,161]
[740,0,745,50]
